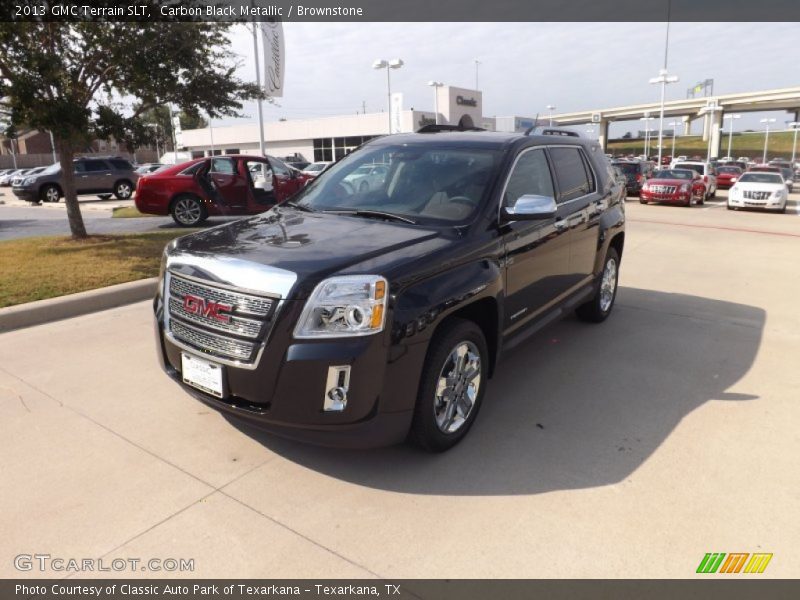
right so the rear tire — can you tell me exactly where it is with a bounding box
[576,247,620,323]
[170,195,207,227]
[409,319,488,452]
[113,180,134,200]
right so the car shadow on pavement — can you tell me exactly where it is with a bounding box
[229,287,765,496]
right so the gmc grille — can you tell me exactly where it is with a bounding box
[166,273,279,364]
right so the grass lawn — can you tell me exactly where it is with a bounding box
[608,131,799,159]
[0,231,195,308]
[112,206,159,218]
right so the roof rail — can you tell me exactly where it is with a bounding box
[416,124,486,133]
[524,126,582,138]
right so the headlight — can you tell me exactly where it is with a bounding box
[680,183,689,192]
[294,275,388,338]
[21,176,35,186]
[772,189,784,198]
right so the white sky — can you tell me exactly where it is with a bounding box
[220,21,800,135]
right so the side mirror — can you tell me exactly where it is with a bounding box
[501,194,557,222]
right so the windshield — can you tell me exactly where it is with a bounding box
[40,163,61,175]
[718,167,742,174]
[292,143,501,224]
[673,162,705,173]
[305,163,326,172]
[739,173,783,184]
[653,169,693,180]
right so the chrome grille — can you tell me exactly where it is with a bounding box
[166,273,279,363]
[744,190,770,200]
[649,185,677,194]
[170,321,255,361]
[170,276,274,317]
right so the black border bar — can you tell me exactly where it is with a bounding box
[3,0,800,22]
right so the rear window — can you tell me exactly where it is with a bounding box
[550,147,595,202]
[109,159,133,170]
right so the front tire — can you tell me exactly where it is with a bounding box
[171,195,207,227]
[40,184,60,203]
[576,247,620,323]
[409,319,488,452]
[113,180,134,200]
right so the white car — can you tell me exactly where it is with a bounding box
[343,163,389,193]
[301,161,332,177]
[671,161,717,199]
[727,172,788,213]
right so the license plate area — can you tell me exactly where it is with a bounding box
[181,352,224,398]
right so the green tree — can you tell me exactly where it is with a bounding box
[0,20,262,238]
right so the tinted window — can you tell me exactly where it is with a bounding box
[503,148,554,207]
[612,162,639,175]
[550,147,594,202]
[654,169,693,180]
[674,162,705,174]
[269,158,290,176]
[84,160,109,172]
[210,158,235,174]
[109,159,133,170]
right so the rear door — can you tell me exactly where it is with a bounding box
[548,145,603,287]
[82,159,112,192]
[502,147,573,332]
[206,157,249,212]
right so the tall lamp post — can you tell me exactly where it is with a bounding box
[760,117,776,163]
[373,58,404,134]
[723,113,741,160]
[474,59,481,90]
[427,81,444,125]
[649,69,679,166]
[667,121,679,158]
[546,105,556,127]
[790,121,799,165]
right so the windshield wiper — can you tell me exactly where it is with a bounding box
[323,209,417,225]
[283,201,315,212]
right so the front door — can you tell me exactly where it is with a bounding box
[502,147,573,334]
[205,157,249,213]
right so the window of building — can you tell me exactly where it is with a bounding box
[224,148,240,155]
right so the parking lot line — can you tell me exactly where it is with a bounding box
[628,218,800,238]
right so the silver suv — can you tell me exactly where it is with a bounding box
[11,156,139,203]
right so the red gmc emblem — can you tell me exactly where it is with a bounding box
[182,294,233,324]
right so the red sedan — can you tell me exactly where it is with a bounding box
[135,155,309,226]
[716,165,743,189]
[639,168,706,207]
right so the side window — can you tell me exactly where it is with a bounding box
[210,157,235,175]
[109,159,133,170]
[503,148,555,207]
[73,162,86,173]
[84,160,109,172]
[549,147,594,202]
[269,158,290,177]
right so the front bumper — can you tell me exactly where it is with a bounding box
[153,296,423,448]
[640,191,691,203]
[12,187,36,201]
[728,196,785,211]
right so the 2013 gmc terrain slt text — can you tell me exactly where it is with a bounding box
[153,129,626,451]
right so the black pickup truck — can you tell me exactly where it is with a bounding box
[154,129,626,451]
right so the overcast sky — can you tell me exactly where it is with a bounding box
[220,21,800,135]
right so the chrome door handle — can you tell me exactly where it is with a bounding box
[554,219,569,231]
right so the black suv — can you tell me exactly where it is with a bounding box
[154,130,626,451]
[12,156,139,203]
[611,159,653,196]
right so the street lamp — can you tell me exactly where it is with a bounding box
[145,123,161,159]
[640,116,655,159]
[760,117,776,163]
[789,121,799,165]
[373,58,404,134]
[667,121,679,158]
[649,69,679,166]
[474,59,481,90]
[427,81,444,125]
[723,114,741,160]
[546,105,556,127]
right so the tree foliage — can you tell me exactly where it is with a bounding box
[0,20,262,238]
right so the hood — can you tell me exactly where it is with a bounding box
[733,182,784,191]
[168,207,444,296]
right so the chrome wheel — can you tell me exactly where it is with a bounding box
[599,257,618,313]
[173,197,202,225]
[434,341,481,434]
[115,182,132,199]
[44,186,59,202]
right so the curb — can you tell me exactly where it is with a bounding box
[0,278,158,333]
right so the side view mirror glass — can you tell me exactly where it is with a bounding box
[502,194,557,222]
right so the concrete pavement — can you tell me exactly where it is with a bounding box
[1,199,799,578]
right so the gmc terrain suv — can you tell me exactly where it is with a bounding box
[154,129,626,451]
[12,156,139,203]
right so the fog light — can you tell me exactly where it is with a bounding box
[324,365,351,412]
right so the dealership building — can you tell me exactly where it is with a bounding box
[179,86,538,163]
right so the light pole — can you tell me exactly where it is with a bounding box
[760,117,776,163]
[373,58,404,134]
[640,116,655,159]
[667,120,679,158]
[474,59,481,90]
[723,114,741,160]
[48,131,57,163]
[251,22,266,157]
[546,105,556,127]
[649,69,679,166]
[427,81,444,125]
[790,121,799,165]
